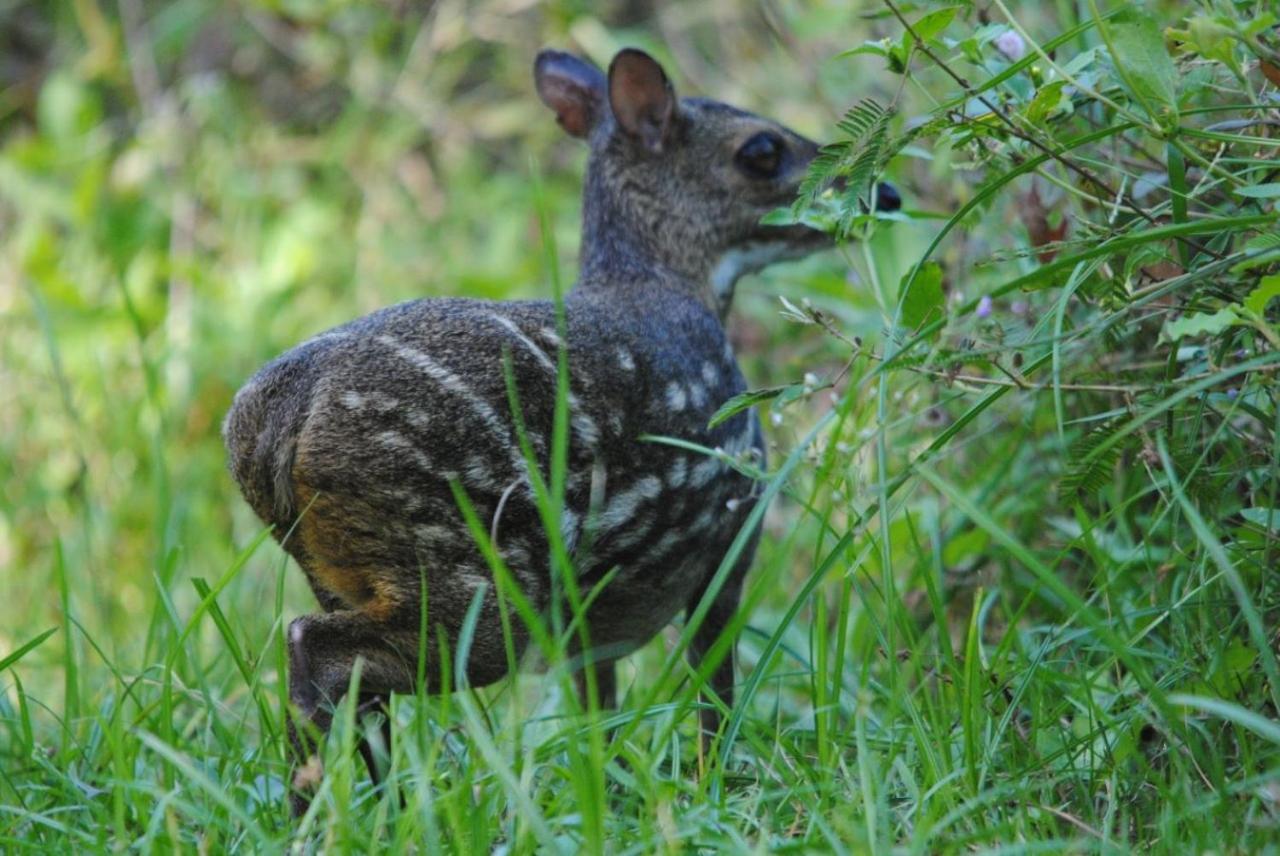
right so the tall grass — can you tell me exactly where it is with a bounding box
[2,0,1279,851]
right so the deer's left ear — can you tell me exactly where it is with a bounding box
[608,48,677,155]
[535,50,607,140]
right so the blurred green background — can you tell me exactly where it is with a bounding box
[6,0,1280,849]
[0,0,923,694]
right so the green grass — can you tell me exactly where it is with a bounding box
[3,0,1280,851]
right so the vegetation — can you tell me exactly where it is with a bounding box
[2,0,1279,850]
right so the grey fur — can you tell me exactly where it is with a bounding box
[223,46,863,814]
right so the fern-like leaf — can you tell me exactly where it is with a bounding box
[1060,419,1132,501]
[835,98,887,141]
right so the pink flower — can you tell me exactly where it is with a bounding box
[976,295,994,318]
[995,30,1026,62]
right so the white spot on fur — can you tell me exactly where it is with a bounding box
[689,382,707,409]
[701,361,718,386]
[375,430,410,450]
[339,390,366,410]
[668,457,688,488]
[617,348,636,371]
[690,456,722,488]
[725,421,757,458]
[691,507,717,533]
[538,327,563,348]
[666,382,687,412]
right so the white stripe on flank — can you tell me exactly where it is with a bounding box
[377,334,532,494]
[375,430,434,472]
[596,475,663,532]
[608,512,654,551]
[489,313,600,448]
[490,314,555,371]
[414,523,456,548]
[560,508,581,555]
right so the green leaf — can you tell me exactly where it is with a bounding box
[1230,233,1280,274]
[760,207,800,226]
[837,40,891,60]
[899,262,945,330]
[1185,14,1239,67]
[911,6,959,44]
[1024,80,1072,125]
[1234,183,1280,199]
[1244,275,1280,317]
[834,99,888,142]
[708,386,792,429]
[1239,507,1280,531]
[1106,7,1179,121]
[1162,306,1241,341]
[0,627,57,673]
[1169,694,1280,745]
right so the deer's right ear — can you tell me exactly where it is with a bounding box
[534,50,606,139]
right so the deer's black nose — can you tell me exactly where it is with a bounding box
[874,182,901,212]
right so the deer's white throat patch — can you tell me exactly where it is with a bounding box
[710,243,792,302]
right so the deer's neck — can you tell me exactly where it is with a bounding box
[575,165,722,318]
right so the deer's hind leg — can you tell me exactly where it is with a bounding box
[285,610,419,816]
[574,656,618,712]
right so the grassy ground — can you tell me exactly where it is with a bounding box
[3,0,1279,851]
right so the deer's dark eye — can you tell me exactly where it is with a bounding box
[735,132,785,179]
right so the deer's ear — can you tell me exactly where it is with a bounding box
[534,50,607,139]
[608,48,677,155]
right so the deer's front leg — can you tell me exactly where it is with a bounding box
[685,561,748,751]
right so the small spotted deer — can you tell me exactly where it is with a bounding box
[223,46,898,812]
